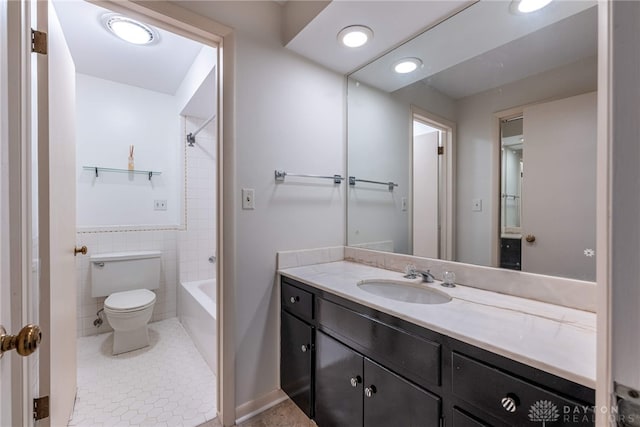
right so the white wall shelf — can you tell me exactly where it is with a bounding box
[83,166,162,181]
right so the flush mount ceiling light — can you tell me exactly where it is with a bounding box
[393,58,423,74]
[103,14,158,45]
[338,25,373,48]
[511,0,553,14]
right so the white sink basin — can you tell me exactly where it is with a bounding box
[357,280,452,305]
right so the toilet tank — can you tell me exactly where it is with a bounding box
[90,251,161,297]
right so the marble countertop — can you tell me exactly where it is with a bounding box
[278,261,596,388]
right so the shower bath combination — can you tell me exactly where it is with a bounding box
[186,113,216,147]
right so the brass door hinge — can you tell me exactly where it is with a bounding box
[438,146,444,155]
[31,29,47,55]
[33,396,49,421]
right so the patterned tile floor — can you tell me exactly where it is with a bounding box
[69,317,217,427]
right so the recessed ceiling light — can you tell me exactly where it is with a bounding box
[393,58,422,74]
[338,25,373,48]
[511,0,553,14]
[103,14,158,45]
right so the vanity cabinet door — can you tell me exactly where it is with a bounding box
[281,311,314,417]
[363,358,441,427]
[315,331,364,427]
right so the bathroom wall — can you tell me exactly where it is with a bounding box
[76,73,182,228]
[455,56,597,266]
[347,79,410,254]
[175,0,346,410]
[179,116,217,283]
[75,230,178,337]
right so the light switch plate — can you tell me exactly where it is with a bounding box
[472,198,482,212]
[242,188,255,210]
[401,197,407,212]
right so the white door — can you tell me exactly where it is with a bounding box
[35,1,78,426]
[521,92,597,281]
[413,128,440,258]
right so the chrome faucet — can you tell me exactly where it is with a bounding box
[417,270,435,283]
[403,264,435,283]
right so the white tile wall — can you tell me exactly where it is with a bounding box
[76,230,178,337]
[179,116,217,283]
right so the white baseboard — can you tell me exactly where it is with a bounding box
[235,389,288,425]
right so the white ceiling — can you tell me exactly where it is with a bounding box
[52,0,204,95]
[285,0,472,75]
[350,0,597,95]
[422,6,597,99]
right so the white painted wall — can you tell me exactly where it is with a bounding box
[175,46,217,116]
[455,56,597,266]
[348,79,410,254]
[177,0,346,409]
[75,73,181,228]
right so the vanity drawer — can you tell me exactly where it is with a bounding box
[452,407,492,427]
[452,352,594,426]
[317,298,440,389]
[282,280,314,321]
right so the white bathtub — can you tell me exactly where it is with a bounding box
[178,279,217,375]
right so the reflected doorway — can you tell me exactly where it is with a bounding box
[411,111,453,260]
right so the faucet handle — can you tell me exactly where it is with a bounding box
[403,264,417,279]
[417,269,435,283]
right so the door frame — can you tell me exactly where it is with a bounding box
[3,0,31,425]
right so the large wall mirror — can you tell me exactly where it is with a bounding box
[347,0,597,282]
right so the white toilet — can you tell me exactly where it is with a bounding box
[90,251,161,355]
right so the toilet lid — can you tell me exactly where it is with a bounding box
[105,289,155,312]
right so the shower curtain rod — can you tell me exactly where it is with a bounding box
[187,113,216,146]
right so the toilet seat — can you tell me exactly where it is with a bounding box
[105,289,156,313]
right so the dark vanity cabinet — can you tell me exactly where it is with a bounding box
[280,280,315,417]
[315,331,440,427]
[280,276,595,427]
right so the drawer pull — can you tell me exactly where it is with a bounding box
[364,385,376,398]
[501,394,519,413]
[290,296,300,304]
[300,344,309,353]
[350,376,361,388]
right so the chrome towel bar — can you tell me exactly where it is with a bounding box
[275,170,344,184]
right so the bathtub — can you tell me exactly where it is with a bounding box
[178,279,217,375]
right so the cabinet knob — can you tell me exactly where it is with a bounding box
[300,344,309,353]
[290,296,300,304]
[364,385,376,398]
[350,376,361,388]
[501,394,519,413]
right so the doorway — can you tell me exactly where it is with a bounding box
[411,109,454,260]
[52,1,221,425]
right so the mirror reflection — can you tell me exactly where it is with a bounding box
[347,0,597,281]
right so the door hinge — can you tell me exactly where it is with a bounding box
[33,396,49,421]
[437,146,444,155]
[31,29,47,55]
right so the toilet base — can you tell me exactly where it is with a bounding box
[112,326,150,355]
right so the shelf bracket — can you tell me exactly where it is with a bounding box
[148,171,153,180]
[94,167,98,178]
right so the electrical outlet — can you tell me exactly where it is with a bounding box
[401,197,407,212]
[472,198,482,212]
[242,188,255,210]
[154,200,167,211]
